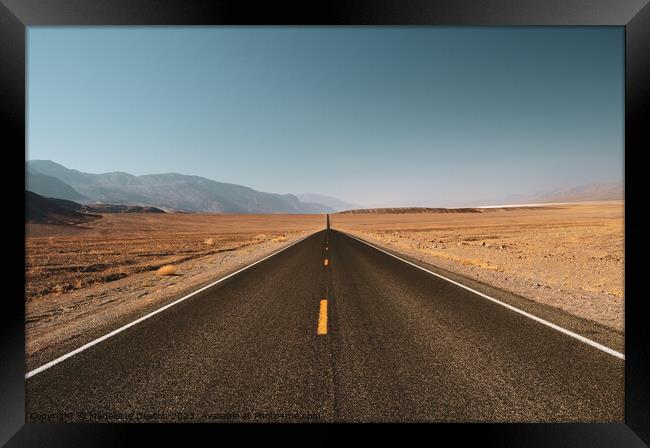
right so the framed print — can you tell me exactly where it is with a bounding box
[1,0,649,446]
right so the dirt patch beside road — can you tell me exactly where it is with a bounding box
[332,202,624,332]
[26,213,324,368]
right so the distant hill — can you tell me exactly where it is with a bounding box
[456,182,624,208]
[339,207,482,214]
[26,191,100,226]
[27,160,336,214]
[297,193,361,212]
[83,203,166,214]
[338,206,554,214]
[26,191,167,226]
[521,182,623,204]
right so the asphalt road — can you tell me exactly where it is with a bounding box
[26,228,624,422]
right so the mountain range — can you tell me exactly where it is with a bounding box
[26,160,620,214]
[473,182,624,207]
[296,193,361,212]
[439,181,624,208]
[504,182,624,204]
[26,160,355,214]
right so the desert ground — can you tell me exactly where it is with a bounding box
[331,201,624,332]
[26,202,624,368]
[25,214,324,368]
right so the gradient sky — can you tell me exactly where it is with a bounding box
[28,27,623,207]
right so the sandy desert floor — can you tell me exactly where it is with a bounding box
[332,202,624,332]
[25,214,324,367]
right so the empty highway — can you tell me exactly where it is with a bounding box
[26,226,624,422]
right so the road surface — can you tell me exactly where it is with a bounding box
[26,228,624,422]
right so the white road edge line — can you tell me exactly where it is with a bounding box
[342,231,625,360]
[26,230,321,379]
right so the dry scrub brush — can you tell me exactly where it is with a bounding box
[156,265,178,276]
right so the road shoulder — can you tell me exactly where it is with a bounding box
[335,229,624,354]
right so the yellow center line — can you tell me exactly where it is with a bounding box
[317,299,328,335]
[323,258,329,266]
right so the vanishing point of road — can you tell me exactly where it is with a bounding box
[26,217,624,422]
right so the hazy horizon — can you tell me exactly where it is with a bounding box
[28,27,623,207]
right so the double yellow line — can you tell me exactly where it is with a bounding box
[318,240,329,335]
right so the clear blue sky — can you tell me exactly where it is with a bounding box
[27,27,623,207]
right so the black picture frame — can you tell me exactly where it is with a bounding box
[1,0,648,445]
